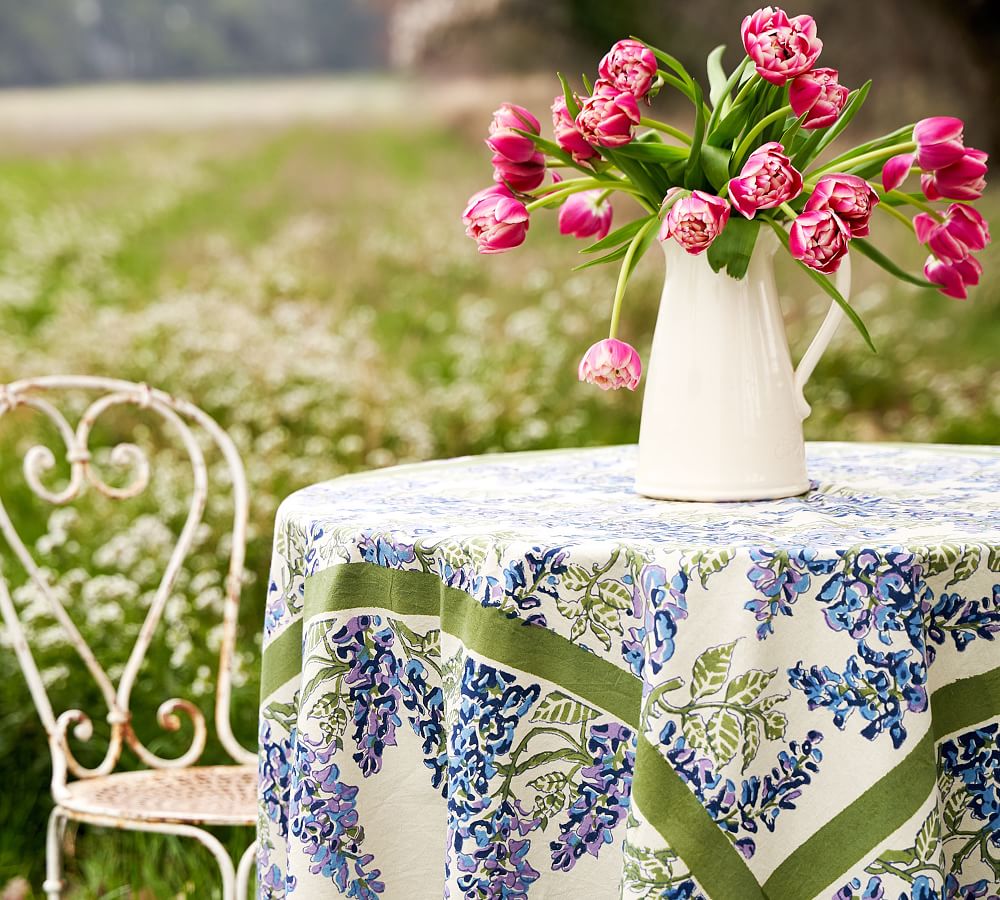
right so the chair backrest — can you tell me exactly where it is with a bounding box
[0,376,255,795]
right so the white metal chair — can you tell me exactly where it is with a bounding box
[0,377,258,899]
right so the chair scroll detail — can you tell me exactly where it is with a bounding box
[0,377,258,899]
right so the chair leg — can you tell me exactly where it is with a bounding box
[62,814,238,900]
[167,823,238,900]
[235,840,256,899]
[42,808,67,899]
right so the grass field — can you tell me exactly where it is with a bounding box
[0,78,996,898]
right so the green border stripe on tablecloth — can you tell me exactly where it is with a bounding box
[260,619,303,702]
[279,561,762,898]
[763,663,1000,899]
[762,729,936,899]
[634,736,767,900]
[932,664,1000,741]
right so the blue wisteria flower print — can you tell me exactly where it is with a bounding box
[259,443,1000,897]
[550,722,635,870]
[357,530,416,569]
[449,799,542,899]
[289,732,384,898]
[744,548,837,639]
[638,565,689,676]
[317,614,446,781]
[783,546,1000,748]
[446,658,540,821]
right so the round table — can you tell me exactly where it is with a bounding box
[257,443,1000,900]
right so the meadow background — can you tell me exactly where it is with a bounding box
[0,1,997,897]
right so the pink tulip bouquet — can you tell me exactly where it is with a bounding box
[462,7,990,391]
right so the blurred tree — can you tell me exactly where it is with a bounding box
[0,0,387,85]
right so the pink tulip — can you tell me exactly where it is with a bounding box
[659,190,731,255]
[491,150,547,192]
[576,83,641,148]
[558,191,614,240]
[741,7,822,86]
[789,209,851,274]
[578,338,642,391]
[913,117,967,170]
[789,68,848,130]
[598,39,658,100]
[804,174,880,238]
[552,95,600,165]
[727,142,804,219]
[486,103,541,164]
[462,185,529,254]
[924,254,982,300]
[881,153,916,193]
[921,148,988,201]
[914,204,990,263]
[881,117,983,193]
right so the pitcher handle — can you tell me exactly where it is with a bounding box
[792,255,851,420]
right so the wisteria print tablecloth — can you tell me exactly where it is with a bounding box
[258,442,1000,900]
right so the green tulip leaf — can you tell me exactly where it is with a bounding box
[580,216,652,254]
[766,220,876,352]
[853,239,937,289]
[706,44,729,108]
[708,99,753,147]
[558,72,581,118]
[700,144,732,191]
[683,77,707,189]
[613,142,688,163]
[707,215,760,279]
[806,81,873,166]
[571,244,630,271]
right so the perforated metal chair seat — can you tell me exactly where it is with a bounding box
[59,765,257,827]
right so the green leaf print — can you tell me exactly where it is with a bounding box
[531,690,600,725]
[691,640,739,699]
[707,709,743,767]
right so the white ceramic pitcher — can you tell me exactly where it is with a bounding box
[635,230,849,501]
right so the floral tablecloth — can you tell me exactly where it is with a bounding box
[258,443,1000,900]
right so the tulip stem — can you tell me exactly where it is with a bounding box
[876,202,916,233]
[609,218,658,339]
[733,105,793,166]
[886,189,938,217]
[639,117,692,145]
[524,179,644,212]
[805,141,916,180]
[778,202,798,221]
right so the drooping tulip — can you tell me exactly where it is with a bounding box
[558,191,614,240]
[789,209,851,274]
[727,142,804,219]
[486,103,541,163]
[789,68,848,130]
[552,95,600,165]
[462,185,529,254]
[741,7,823,86]
[924,254,982,300]
[659,190,731,255]
[578,338,642,391]
[914,204,990,263]
[921,148,988,201]
[913,117,968,170]
[804,174,880,238]
[491,150,547,192]
[575,83,641,148]
[881,117,986,195]
[598,39,659,100]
